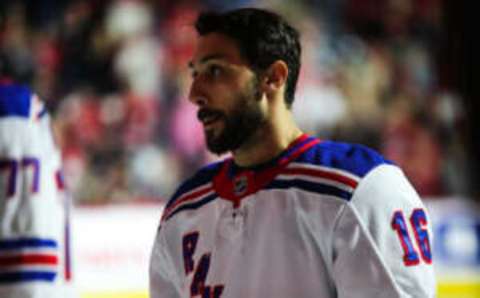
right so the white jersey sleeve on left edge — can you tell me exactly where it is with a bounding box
[331,164,436,298]
[149,226,182,298]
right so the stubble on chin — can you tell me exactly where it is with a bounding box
[204,126,227,155]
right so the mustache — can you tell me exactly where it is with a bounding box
[197,108,225,122]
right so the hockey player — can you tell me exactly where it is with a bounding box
[149,8,436,298]
[0,54,74,297]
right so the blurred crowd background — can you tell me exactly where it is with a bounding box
[0,0,473,205]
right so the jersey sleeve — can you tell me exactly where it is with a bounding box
[149,179,195,298]
[149,226,182,298]
[331,164,436,298]
[0,87,75,297]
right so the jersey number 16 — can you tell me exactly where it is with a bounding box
[391,209,432,266]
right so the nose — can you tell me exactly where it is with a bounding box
[188,79,207,107]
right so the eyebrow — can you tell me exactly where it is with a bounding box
[188,54,227,69]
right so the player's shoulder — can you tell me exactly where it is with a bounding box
[0,82,32,118]
[161,160,224,222]
[275,139,393,202]
[295,139,393,179]
[0,81,45,120]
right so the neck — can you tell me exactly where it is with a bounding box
[232,108,303,167]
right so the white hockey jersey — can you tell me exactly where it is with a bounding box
[0,81,73,298]
[150,134,436,298]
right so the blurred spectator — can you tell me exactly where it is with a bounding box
[381,97,443,196]
[0,0,470,203]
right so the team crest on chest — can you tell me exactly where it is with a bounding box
[233,175,248,196]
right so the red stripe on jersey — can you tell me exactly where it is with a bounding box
[214,137,322,206]
[278,138,320,167]
[281,167,358,188]
[0,254,58,266]
[163,185,214,219]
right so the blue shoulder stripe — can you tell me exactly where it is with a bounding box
[164,193,218,221]
[295,140,392,178]
[0,84,32,118]
[165,161,222,210]
[0,271,57,284]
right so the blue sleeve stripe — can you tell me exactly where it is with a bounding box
[267,179,353,201]
[0,238,58,250]
[0,271,57,284]
[164,193,218,222]
[292,141,393,178]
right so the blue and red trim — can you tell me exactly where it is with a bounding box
[0,237,58,284]
[213,134,320,207]
[163,134,391,219]
[281,165,359,189]
[162,184,217,222]
[267,162,360,201]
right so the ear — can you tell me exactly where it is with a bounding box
[261,60,288,94]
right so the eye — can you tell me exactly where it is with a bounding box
[207,65,222,78]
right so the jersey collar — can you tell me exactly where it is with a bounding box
[213,134,320,207]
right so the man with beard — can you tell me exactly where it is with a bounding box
[149,8,436,298]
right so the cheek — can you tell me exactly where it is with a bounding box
[212,89,239,112]
[205,74,253,110]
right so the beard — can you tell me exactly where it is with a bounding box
[200,78,265,155]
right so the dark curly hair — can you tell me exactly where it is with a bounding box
[194,8,301,108]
